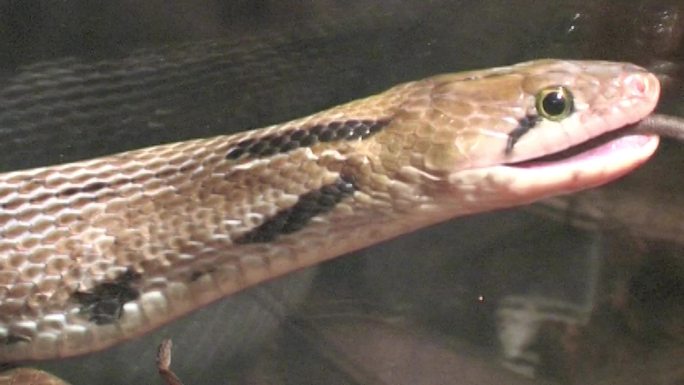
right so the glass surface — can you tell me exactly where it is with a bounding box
[0,1,682,384]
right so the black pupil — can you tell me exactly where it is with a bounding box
[542,91,567,116]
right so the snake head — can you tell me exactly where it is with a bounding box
[372,59,659,213]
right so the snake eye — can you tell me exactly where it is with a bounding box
[535,86,574,121]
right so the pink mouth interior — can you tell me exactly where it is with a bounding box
[508,129,654,169]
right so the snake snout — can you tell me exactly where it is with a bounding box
[622,70,660,100]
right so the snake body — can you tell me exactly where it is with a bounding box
[0,60,660,383]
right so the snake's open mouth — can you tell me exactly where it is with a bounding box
[506,123,653,168]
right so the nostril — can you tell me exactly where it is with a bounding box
[624,73,647,95]
[623,72,661,99]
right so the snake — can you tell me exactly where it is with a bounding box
[0,59,662,384]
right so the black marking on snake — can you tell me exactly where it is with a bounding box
[506,114,540,154]
[225,119,390,160]
[0,362,18,372]
[189,266,217,282]
[234,175,358,244]
[72,268,142,325]
[189,270,204,281]
[0,333,31,345]
[58,181,109,197]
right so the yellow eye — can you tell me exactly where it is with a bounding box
[535,86,574,121]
